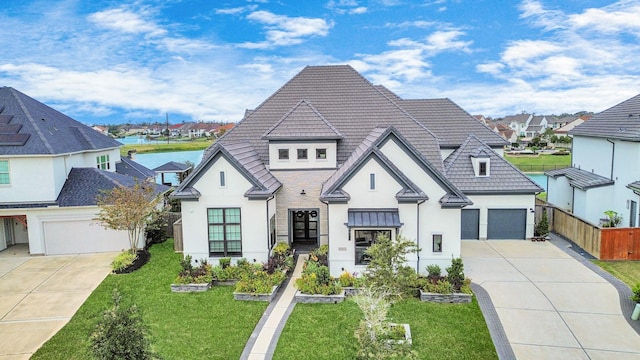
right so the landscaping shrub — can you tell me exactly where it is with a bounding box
[175,255,212,284]
[295,260,341,295]
[362,233,419,299]
[309,244,329,266]
[631,283,640,303]
[111,251,136,273]
[90,290,157,360]
[446,258,465,292]
[235,270,285,294]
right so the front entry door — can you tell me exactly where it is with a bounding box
[292,210,318,244]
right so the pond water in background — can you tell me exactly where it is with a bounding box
[116,136,165,145]
[132,150,204,185]
[527,173,547,192]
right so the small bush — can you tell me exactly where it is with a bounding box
[309,244,329,266]
[446,258,465,292]
[111,251,136,272]
[631,283,640,303]
[175,255,212,284]
[426,264,441,280]
[295,260,341,295]
[90,290,156,360]
[338,271,361,287]
[219,257,231,269]
[235,270,285,294]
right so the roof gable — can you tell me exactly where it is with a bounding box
[173,142,281,200]
[262,100,343,140]
[321,126,470,206]
[444,135,542,194]
[0,87,122,155]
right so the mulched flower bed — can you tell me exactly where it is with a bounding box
[113,249,151,274]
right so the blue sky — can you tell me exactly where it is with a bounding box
[0,0,638,125]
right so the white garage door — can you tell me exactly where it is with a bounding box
[43,220,130,255]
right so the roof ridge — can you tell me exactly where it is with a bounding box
[10,87,55,154]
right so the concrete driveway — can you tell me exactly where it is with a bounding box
[463,239,640,360]
[0,246,116,359]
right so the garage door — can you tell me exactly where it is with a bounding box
[461,209,480,239]
[43,219,130,255]
[487,209,526,240]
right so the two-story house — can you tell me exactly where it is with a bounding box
[0,87,168,255]
[546,93,640,226]
[172,65,542,276]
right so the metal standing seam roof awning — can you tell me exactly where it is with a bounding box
[346,209,402,228]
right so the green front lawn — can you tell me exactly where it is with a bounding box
[504,153,570,172]
[273,298,498,360]
[592,260,640,288]
[32,240,267,360]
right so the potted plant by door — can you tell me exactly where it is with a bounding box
[631,283,640,320]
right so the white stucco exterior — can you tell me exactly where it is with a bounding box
[464,194,536,240]
[180,156,272,265]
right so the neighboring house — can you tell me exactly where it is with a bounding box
[488,123,518,144]
[92,125,109,136]
[546,93,640,227]
[554,117,585,138]
[524,115,549,138]
[474,115,489,125]
[172,65,541,276]
[0,87,168,255]
[504,114,533,137]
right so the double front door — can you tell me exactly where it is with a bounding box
[291,209,318,244]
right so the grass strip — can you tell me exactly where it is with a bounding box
[592,260,640,288]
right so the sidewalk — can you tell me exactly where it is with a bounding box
[241,254,307,360]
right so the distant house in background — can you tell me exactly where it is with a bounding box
[92,125,109,136]
[488,123,518,144]
[546,93,640,227]
[504,113,533,137]
[474,115,489,125]
[554,117,587,138]
[0,87,168,255]
[524,115,549,138]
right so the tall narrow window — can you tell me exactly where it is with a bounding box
[479,161,487,176]
[207,208,242,256]
[219,171,226,187]
[278,149,289,160]
[0,160,9,185]
[432,234,443,253]
[369,173,376,190]
[297,148,308,160]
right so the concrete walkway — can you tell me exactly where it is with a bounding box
[463,238,640,360]
[0,247,116,359]
[241,254,307,360]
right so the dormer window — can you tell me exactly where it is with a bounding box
[297,148,308,160]
[278,149,289,160]
[471,154,490,177]
[479,161,488,176]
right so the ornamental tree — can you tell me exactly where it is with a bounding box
[96,181,163,254]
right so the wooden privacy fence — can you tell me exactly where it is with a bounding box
[537,201,640,260]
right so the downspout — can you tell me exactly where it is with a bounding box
[321,199,330,270]
[266,196,274,255]
[416,199,426,273]
[606,139,615,180]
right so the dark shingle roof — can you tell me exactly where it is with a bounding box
[153,161,192,173]
[173,142,281,200]
[570,93,640,140]
[214,65,444,172]
[444,135,542,194]
[545,167,614,190]
[0,87,122,154]
[116,156,156,179]
[262,100,343,140]
[376,87,508,148]
[56,168,170,207]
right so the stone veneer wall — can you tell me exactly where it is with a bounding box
[270,169,336,246]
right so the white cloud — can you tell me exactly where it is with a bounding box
[240,11,333,48]
[88,7,166,37]
[215,6,258,15]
